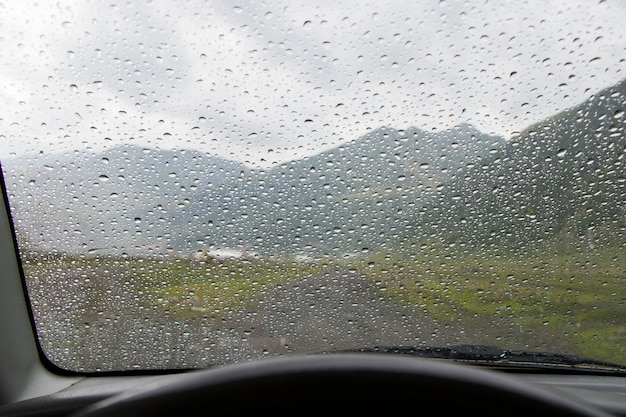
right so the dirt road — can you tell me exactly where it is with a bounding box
[28,264,544,371]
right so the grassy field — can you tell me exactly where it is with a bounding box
[22,244,626,367]
[129,257,324,319]
[353,243,626,363]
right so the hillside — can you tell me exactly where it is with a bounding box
[178,123,504,256]
[2,146,250,255]
[419,78,626,254]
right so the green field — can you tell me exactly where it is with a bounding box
[353,243,626,363]
[21,244,626,368]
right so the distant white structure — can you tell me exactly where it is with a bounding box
[194,247,259,263]
[294,254,314,263]
[194,249,219,264]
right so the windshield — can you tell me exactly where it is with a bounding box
[0,0,624,373]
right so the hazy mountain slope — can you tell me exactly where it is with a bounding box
[421,78,626,253]
[2,146,250,254]
[179,123,504,256]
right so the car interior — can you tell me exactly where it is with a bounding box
[1,0,625,416]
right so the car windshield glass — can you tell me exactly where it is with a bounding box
[0,0,625,372]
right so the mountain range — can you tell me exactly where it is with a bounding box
[3,78,624,259]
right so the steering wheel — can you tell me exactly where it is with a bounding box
[70,353,611,416]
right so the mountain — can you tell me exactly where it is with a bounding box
[2,122,502,257]
[419,78,626,253]
[2,146,250,255]
[176,123,504,256]
[3,78,624,259]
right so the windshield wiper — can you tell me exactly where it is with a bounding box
[334,344,626,373]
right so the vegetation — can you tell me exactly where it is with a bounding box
[355,242,625,363]
[22,241,625,367]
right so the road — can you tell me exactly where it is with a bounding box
[222,265,446,356]
[26,263,553,371]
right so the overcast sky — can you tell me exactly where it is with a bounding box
[1,0,625,167]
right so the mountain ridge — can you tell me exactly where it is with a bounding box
[3,78,624,257]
